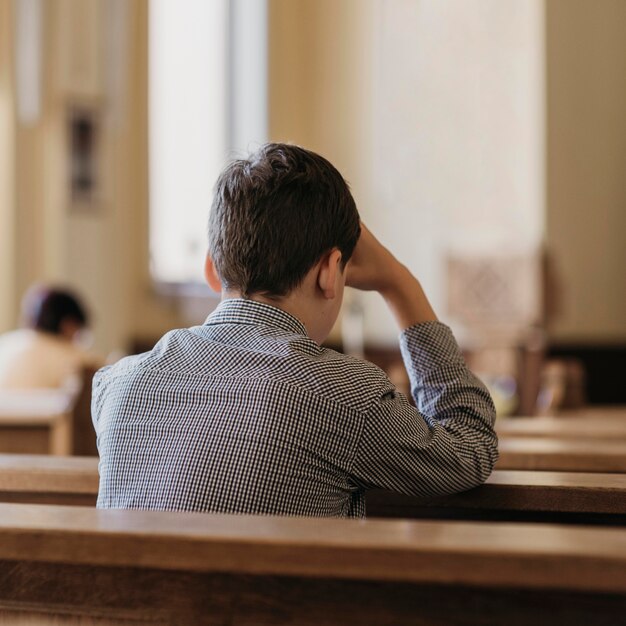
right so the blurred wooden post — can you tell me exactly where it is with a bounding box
[70,366,99,456]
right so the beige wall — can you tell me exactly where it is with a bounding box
[270,0,626,346]
[546,0,626,343]
[7,0,184,354]
[3,0,625,351]
[0,0,17,331]
[269,0,376,216]
[270,0,546,345]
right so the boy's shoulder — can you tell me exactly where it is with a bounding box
[94,327,395,415]
[93,328,185,382]
[298,345,394,412]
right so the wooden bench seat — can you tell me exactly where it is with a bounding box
[0,503,624,625]
[0,455,624,525]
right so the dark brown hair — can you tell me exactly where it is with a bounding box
[208,143,360,297]
[21,286,89,335]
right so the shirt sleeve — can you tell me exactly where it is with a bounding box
[349,321,498,498]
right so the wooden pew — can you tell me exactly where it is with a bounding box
[1,455,624,525]
[559,406,626,419]
[0,367,99,456]
[70,366,99,456]
[0,390,74,455]
[0,454,99,506]
[497,437,626,472]
[497,413,626,440]
[368,470,626,525]
[0,503,624,625]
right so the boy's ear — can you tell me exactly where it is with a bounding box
[317,249,343,300]
[204,255,222,293]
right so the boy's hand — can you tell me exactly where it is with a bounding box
[345,223,438,329]
[345,224,403,293]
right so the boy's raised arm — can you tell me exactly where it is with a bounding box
[346,224,498,496]
[345,224,438,329]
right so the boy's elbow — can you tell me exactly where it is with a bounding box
[468,434,499,487]
[423,434,499,499]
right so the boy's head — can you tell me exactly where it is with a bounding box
[207,143,361,298]
[21,286,89,341]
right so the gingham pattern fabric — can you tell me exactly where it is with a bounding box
[93,298,497,518]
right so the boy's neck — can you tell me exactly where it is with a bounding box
[221,283,338,345]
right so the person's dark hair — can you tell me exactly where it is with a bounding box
[208,143,361,298]
[21,286,89,335]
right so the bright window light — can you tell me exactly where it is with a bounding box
[149,0,228,284]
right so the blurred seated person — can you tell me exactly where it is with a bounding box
[0,286,98,391]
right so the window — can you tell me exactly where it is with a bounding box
[149,0,227,284]
[149,0,268,286]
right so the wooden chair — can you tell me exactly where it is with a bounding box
[367,470,626,525]
[0,453,99,506]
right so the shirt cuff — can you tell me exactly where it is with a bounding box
[399,321,463,377]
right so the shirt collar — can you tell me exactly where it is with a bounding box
[204,298,308,337]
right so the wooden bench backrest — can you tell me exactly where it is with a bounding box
[0,503,624,625]
[0,390,74,455]
[0,453,99,506]
[0,455,624,524]
[497,437,626,472]
[497,413,626,440]
[0,367,98,456]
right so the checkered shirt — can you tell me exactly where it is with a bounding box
[93,298,497,518]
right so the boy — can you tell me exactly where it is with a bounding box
[0,286,95,390]
[93,143,497,518]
